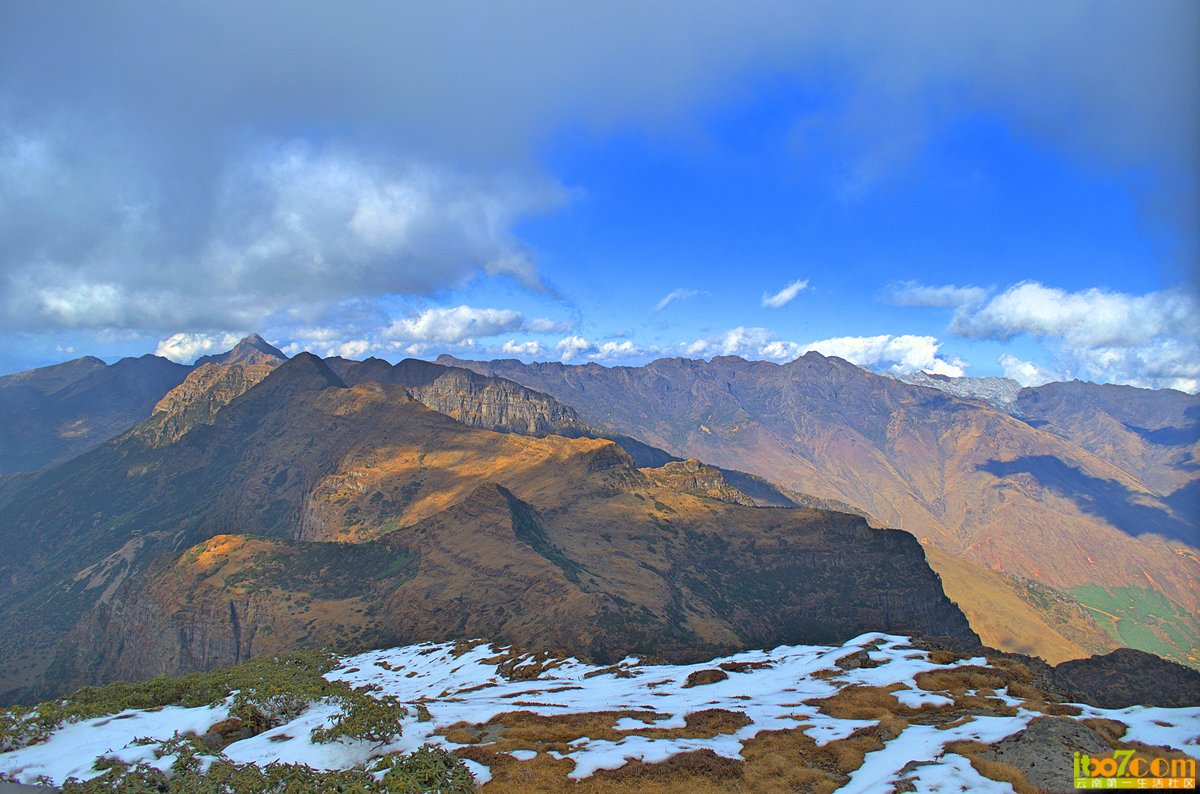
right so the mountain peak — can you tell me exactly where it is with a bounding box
[194,334,288,367]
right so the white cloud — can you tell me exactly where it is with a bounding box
[952,282,1198,347]
[553,335,650,363]
[155,332,242,363]
[886,281,989,308]
[1062,339,1200,393]
[386,305,525,344]
[998,353,1060,387]
[723,327,774,355]
[654,288,705,312]
[761,279,809,309]
[500,339,544,357]
[0,137,565,334]
[555,335,594,363]
[589,340,640,360]
[330,339,370,359]
[760,340,804,361]
[802,334,965,376]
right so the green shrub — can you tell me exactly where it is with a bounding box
[0,649,343,751]
[57,746,477,793]
[311,693,407,746]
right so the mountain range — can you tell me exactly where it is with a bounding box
[0,346,974,704]
[0,336,1195,707]
[439,354,1199,667]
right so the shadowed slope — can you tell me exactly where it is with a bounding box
[0,355,189,474]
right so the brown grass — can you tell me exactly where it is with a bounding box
[717,660,773,674]
[624,709,751,740]
[806,684,906,720]
[944,740,1039,794]
[683,669,729,688]
[1082,717,1128,746]
[929,649,966,665]
[914,665,1009,692]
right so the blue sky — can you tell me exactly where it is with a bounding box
[1,2,1197,390]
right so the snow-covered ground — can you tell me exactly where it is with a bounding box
[2,632,1197,791]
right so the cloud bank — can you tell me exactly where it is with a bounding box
[2,1,1195,342]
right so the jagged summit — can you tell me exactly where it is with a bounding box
[195,333,288,367]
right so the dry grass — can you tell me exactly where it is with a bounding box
[624,709,751,740]
[444,706,916,792]
[984,657,1035,683]
[944,740,1040,794]
[929,649,966,665]
[1005,681,1081,717]
[914,665,1010,693]
[683,669,729,688]
[717,660,773,674]
[1082,717,1128,746]
[806,684,906,720]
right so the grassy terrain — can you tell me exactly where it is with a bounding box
[1070,585,1200,668]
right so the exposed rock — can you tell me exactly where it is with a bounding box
[894,370,1022,410]
[1052,647,1200,708]
[980,716,1108,793]
[194,334,288,367]
[135,362,278,445]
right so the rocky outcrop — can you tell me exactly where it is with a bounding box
[135,362,279,445]
[329,356,599,438]
[194,334,288,367]
[1051,647,1200,708]
[642,459,759,506]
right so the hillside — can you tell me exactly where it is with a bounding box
[0,354,189,475]
[440,354,1200,667]
[0,354,975,705]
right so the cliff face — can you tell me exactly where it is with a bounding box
[0,353,976,702]
[135,362,279,446]
[328,357,600,438]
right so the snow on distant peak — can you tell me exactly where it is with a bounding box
[895,370,1024,409]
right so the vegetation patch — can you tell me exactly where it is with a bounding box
[57,743,475,793]
[682,668,729,688]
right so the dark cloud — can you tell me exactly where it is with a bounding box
[1,0,1196,335]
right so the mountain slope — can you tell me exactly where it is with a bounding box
[0,354,189,474]
[439,354,1200,666]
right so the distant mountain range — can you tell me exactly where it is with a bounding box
[0,337,1195,706]
[440,354,1199,668]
